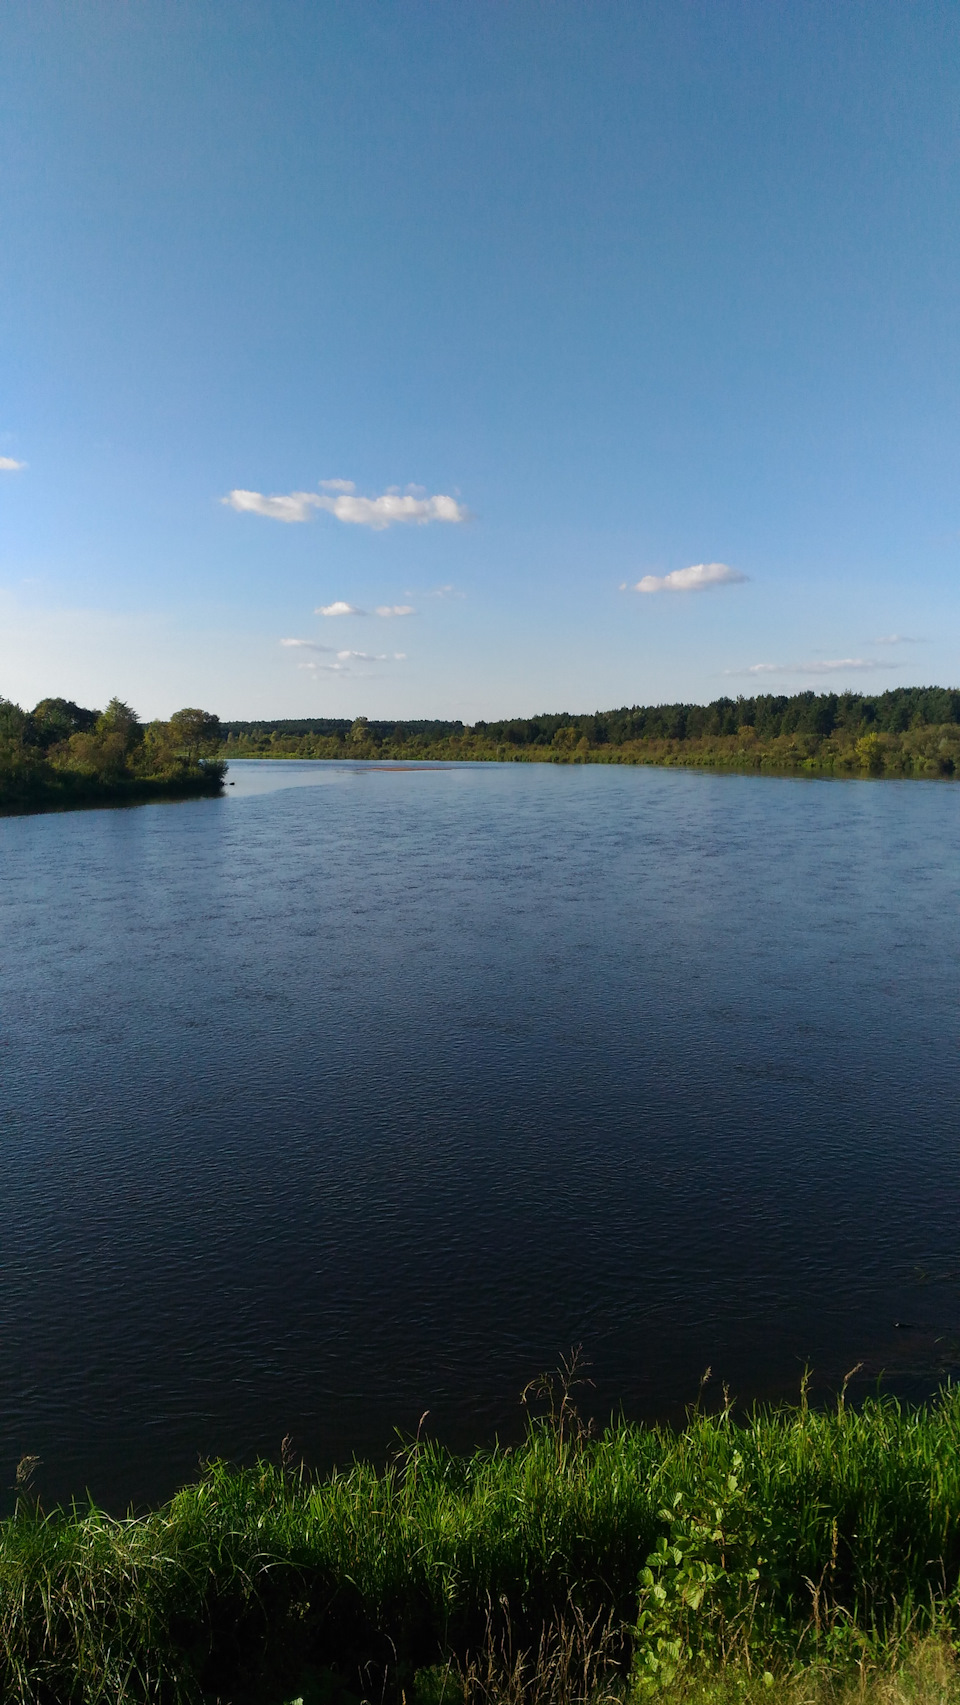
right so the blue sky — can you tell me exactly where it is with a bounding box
[1,1,958,721]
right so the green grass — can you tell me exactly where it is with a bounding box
[4,1382,960,1704]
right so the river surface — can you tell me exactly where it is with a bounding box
[1,760,959,1511]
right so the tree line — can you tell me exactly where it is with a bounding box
[220,686,960,777]
[0,696,225,809]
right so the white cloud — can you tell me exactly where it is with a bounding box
[295,643,407,677]
[316,490,467,528]
[873,634,925,645]
[316,600,415,619]
[223,488,320,522]
[0,456,26,471]
[733,658,897,677]
[633,562,747,594]
[223,482,469,529]
[280,637,334,652]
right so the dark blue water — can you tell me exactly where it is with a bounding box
[2,760,959,1511]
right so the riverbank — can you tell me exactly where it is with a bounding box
[0,696,226,813]
[4,1386,960,1704]
[0,767,225,814]
[219,687,960,779]
[219,729,959,777]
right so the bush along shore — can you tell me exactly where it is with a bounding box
[0,697,225,811]
[5,1372,960,1704]
[220,687,960,778]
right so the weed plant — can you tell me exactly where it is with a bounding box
[3,1371,960,1704]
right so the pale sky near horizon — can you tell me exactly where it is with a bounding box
[1,1,959,721]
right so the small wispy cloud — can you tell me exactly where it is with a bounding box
[316,600,416,618]
[294,645,407,677]
[873,634,925,645]
[223,481,468,529]
[629,562,747,594]
[0,457,26,472]
[333,649,407,663]
[402,583,466,602]
[730,658,897,678]
[224,489,319,522]
[280,637,335,652]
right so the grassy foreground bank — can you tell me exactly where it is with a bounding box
[5,1383,960,1705]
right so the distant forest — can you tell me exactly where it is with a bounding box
[221,686,960,777]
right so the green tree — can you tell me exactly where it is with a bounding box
[0,698,41,782]
[856,731,884,774]
[61,699,142,779]
[167,708,222,765]
[28,698,99,748]
[0,697,28,745]
[97,698,143,752]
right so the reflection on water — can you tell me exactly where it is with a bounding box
[1,760,958,1510]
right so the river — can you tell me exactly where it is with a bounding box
[1,759,958,1510]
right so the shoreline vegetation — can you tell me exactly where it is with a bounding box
[3,687,959,813]
[221,687,960,779]
[4,1375,960,1704]
[0,697,225,813]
